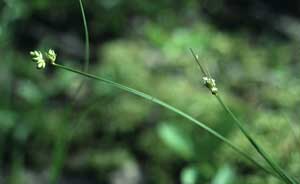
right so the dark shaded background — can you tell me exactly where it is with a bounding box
[1,0,300,183]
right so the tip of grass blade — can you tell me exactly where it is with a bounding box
[189,48,213,78]
[189,48,207,76]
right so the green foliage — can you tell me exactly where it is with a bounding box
[212,165,236,184]
[181,166,200,184]
[158,122,195,159]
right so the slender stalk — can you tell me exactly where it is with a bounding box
[190,48,208,77]
[50,131,67,184]
[78,0,90,72]
[52,62,277,178]
[50,1,90,183]
[70,0,90,135]
[72,0,90,101]
[215,94,298,184]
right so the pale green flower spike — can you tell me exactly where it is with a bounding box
[203,76,218,95]
[30,49,57,70]
[30,50,46,70]
[46,49,57,64]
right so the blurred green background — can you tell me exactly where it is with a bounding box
[1,0,300,183]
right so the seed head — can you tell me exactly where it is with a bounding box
[30,50,46,70]
[45,49,57,64]
[203,77,218,95]
[30,49,57,70]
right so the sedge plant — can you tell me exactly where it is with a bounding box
[189,48,298,184]
[29,1,295,183]
[30,49,281,181]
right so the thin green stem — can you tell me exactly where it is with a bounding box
[79,0,90,72]
[69,0,91,136]
[50,130,67,184]
[49,1,90,184]
[52,62,277,178]
[189,48,209,77]
[72,0,90,102]
[215,94,298,184]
